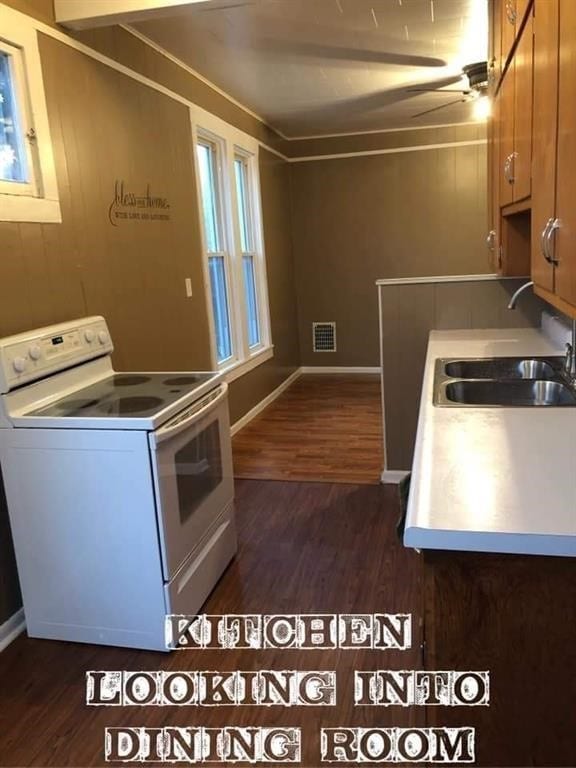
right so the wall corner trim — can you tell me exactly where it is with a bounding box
[290,139,487,163]
[0,608,25,653]
[230,367,302,436]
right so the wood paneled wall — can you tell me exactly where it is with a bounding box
[380,278,547,470]
[1,34,213,372]
[286,122,486,159]
[290,138,491,368]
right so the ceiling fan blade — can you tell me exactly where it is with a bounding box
[405,88,469,94]
[253,39,446,68]
[281,76,467,128]
[412,99,467,119]
[196,0,255,10]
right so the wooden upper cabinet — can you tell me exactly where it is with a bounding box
[555,0,576,306]
[487,107,501,272]
[489,0,576,315]
[499,13,533,207]
[498,67,515,207]
[531,0,558,294]
[487,1,502,272]
[489,1,503,95]
[513,14,533,201]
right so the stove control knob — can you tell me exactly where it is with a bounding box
[13,356,27,373]
[84,329,95,343]
[98,331,109,345]
[29,344,42,361]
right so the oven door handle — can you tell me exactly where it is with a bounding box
[149,382,228,448]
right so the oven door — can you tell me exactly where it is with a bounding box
[148,382,234,580]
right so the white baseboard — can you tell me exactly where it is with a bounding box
[0,607,25,653]
[300,366,380,374]
[230,368,302,436]
[381,470,411,484]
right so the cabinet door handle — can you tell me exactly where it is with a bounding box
[546,218,561,265]
[486,229,496,252]
[503,154,511,182]
[541,218,553,263]
[505,0,517,24]
[504,153,516,185]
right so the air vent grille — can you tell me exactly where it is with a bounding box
[313,322,337,353]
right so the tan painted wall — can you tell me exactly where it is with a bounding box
[286,122,486,158]
[1,34,213,371]
[290,137,490,367]
[0,3,300,624]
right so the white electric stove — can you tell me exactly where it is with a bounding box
[0,316,236,651]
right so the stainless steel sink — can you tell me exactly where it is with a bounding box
[443,357,559,380]
[434,356,576,407]
[439,380,576,407]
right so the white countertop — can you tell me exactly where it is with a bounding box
[404,328,576,557]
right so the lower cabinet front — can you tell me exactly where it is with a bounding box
[422,550,576,766]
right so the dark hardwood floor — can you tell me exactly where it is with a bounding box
[232,375,384,484]
[0,480,422,767]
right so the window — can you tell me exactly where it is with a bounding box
[0,44,30,190]
[196,139,233,364]
[194,114,271,377]
[0,5,61,222]
[234,153,261,349]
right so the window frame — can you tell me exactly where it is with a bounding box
[191,107,272,380]
[196,131,237,367]
[0,39,37,197]
[233,148,269,353]
[0,5,61,223]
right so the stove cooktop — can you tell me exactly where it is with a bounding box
[28,373,217,420]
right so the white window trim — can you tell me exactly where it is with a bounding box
[0,39,37,197]
[190,105,273,377]
[0,4,61,223]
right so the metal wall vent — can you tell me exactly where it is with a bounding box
[313,322,337,353]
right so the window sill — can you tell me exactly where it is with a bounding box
[1,194,62,223]
[222,345,274,384]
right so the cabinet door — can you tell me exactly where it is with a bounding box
[531,0,558,293]
[424,550,576,765]
[501,0,517,64]
[512,12,533,201]
[499,68,515,207]
[555,0,576,304]
[488,99,503,272]
[489,0,503,93]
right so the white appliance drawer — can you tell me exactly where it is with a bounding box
[165,507,237,619]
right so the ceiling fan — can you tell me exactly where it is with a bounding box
[185,4,488,122]
[405,61,489,118]
[192,0,258,11]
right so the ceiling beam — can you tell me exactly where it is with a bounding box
[54,0,213,30]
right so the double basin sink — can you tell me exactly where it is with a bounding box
[434,356,576,407]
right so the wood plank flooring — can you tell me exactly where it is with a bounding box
[0,480,421,767]
[232,375,384,484]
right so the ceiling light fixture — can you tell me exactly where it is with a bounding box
[473,95,491,121]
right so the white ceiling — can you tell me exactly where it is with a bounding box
[131,0,489,138]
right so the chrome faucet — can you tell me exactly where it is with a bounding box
[564,320,576,384]
[507,280,534,310]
